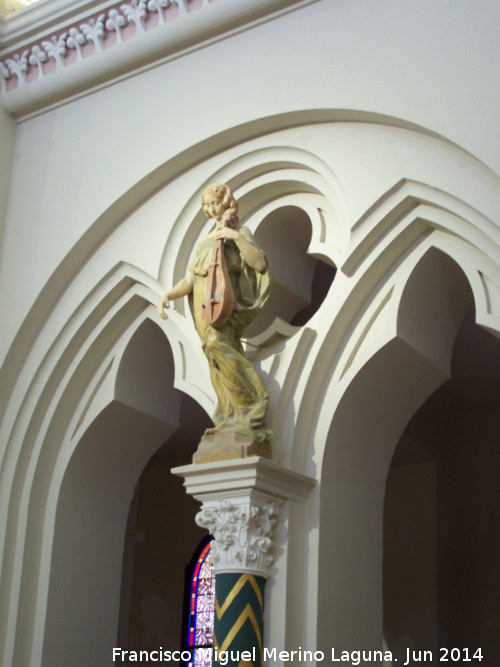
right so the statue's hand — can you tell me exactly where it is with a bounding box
[157,294,170,319]
[220,209,237,227]
[215,227,240,242]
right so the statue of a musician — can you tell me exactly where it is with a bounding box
[157,184,271,444]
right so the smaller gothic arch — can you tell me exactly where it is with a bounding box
[317,249,478,655]
[41,317,185,665]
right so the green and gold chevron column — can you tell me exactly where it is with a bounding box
[173,458,317,667]
[213,572,265,667]
[195,497,279,667]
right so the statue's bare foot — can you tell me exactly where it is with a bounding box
[204,426,219,435]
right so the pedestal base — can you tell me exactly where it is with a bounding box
[193,431,271,464]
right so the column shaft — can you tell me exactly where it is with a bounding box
[213,573,265,667]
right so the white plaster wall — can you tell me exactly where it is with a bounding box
[0,105,15,250]
[1,0,500,366]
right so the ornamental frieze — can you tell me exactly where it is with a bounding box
[1,0,212,94]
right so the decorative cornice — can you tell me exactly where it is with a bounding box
[0,0,212,92]
[173,455,316,504]
[1,0,317,118]
[196,497,280,577]
[0,0,191,51]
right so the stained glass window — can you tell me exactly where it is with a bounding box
[185,538,215,667]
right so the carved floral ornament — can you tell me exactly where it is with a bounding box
[195,498,281,578]
[0,0,212,94]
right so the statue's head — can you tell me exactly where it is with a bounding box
[201,183,239,226]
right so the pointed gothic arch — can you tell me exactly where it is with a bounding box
[383,305,500,662]
[1,113,500,665]
[316,245,498,654]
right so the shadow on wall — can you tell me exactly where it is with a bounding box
[317,249,478,655]
[384,309,500,666]
[248,205,336,337]
[118,393,212,654]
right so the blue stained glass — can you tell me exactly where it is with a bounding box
[186,538,215,667]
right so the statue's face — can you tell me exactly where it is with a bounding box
[203,193,227,221]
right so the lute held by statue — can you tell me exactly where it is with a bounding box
[201,214,234,327]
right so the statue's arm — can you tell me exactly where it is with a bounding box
[215,226,266,273]
[157,271,194,319]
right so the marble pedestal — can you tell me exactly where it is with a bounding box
[193,431,271,464]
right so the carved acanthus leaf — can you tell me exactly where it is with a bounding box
[80,15,106,52]
[106,9,127,42]
[120,0,148,35]
[147,0,169,23]
[29,45,48,77]
[5,51,30,86]
[66,27,86,61]
[42,34,68,70]
[196,498,280,578]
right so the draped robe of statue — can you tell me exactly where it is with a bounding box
[189,225,271,442]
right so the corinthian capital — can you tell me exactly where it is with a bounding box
[196,497,280,578]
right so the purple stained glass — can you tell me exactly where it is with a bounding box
[199,560,212,578]
[197,595,214,613]
[198,578,214,596]
[187,540,215,667]
[190,648,212,667]
[195,611,212,626]
[195,628,210,645]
